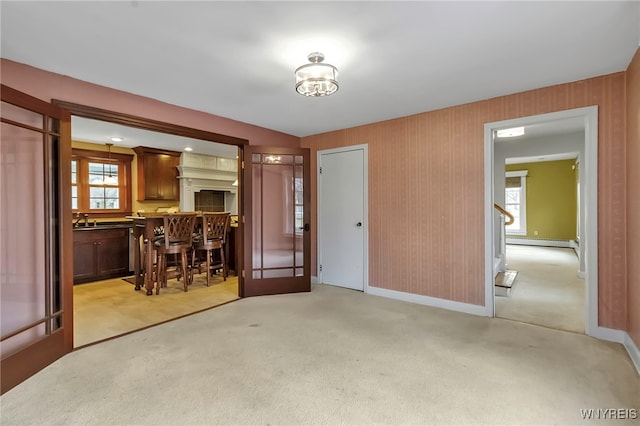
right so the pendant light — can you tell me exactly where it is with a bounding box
[103,142,118,185]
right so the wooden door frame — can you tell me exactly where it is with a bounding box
[51,100,249,323]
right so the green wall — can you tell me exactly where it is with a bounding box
[506,159,577,240]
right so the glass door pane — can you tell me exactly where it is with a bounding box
[1,121,47,357]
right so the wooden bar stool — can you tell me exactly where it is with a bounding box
[191,212,230,287]
[154,212,197,294]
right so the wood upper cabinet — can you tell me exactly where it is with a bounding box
[133,146,181,201]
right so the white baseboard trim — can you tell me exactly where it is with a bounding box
[366,286,488,317]
[506,238,572,248]
[590,326,626,343]
[624,333,640,376]
[591,328,640,375]
[311,276,319,285]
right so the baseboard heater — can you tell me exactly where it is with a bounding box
[506,238,572,248]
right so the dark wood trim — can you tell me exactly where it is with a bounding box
[52,100,249,146]
[2,84,63,118]
[132,146,180,157]
[237,151,244,297]
[1,331,66,394]
[0,117,50,134]
[242,279,310,297]
[1,318,48,341]
[59,109,74,352]
[72,148,134,162]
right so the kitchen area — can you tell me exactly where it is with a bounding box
[71,117,241,347]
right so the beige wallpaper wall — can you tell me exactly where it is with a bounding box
[302,71,627,330]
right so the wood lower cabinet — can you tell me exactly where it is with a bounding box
[73,227,131,284]
[133,146,180,201]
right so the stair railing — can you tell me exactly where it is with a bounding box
[493,203,514,225]
[493,203,514,276]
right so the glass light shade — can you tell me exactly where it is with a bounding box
[295,53,339,97]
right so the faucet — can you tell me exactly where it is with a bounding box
[74,213,89,227]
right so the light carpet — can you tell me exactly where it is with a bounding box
[496,245,585,333]
[2,284,638,425]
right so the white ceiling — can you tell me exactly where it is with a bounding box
[1,1,638,138]
[72,116,238,158]
[494,116,585,143]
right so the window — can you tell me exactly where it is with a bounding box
[72,148,133,216]
[505,170,527,235]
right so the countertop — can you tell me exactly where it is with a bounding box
[72,219,133,231]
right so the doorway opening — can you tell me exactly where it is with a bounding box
[56,101,247,348]
[484,106,598,336]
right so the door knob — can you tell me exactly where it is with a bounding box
[356,222,362,227]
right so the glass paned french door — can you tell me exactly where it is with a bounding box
[1,85,72,394]
[242,146,310,297]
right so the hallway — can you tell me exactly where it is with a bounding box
[495,245,585,333]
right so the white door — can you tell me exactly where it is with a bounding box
[318,146,367,291]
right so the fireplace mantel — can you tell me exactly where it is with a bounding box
[178,153,238,213]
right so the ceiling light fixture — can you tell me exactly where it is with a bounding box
[295,52,339,97]
[110,137,123,142]
[496,127,525,138]
[184,147,193,152]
